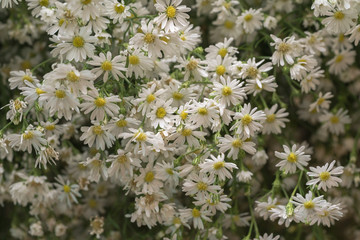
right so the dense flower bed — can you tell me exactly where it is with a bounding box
[0,0,360,239]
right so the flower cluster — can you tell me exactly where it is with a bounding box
[0,0,359,239]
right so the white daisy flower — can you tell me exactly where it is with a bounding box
[275,144,311,174]
[20,82,46,105]
[79,123,115,151]
[255,197,279,220]
[54,175,81,207]
[126,49,154,78]
[52,27,97,62]
[327,49,356,75]
[319,108,351,135]
[135,162,164,194]
[239,58,273,83]
[44,63,95,96]
[39,84,80,121]
[270,34,302,66]
[131,20,167,58]
[87,51,126,82]
[5,99,28,125]
[255,233,280,240]
[307,160,344,191]
[81,153,108,183]
[119,128,161,156]
[244,76,278,96]
[148,99,175,129]
[35,146,59,169]
[7,125,47,154]
[238,8,264,34]
[300,67,324,93]
[230,103,266,138]
[105,0,131,24]
[199,153,238,181]
[262,104,289,135]
[104,115,141,138]
[182,172,221,197]
[136,84,166,115]
[309,203,343,227]
[163,83,195,107]
[154,0,191,33]
[291,191,326,222]
[176,56,208,82]
[322,8,357,34]
[193,191,231,214]
[179,207,212,230]
[207,54,235,80]
[80,90,121,122]
[205,37,238,60]
[8,69,39,90]
[218,134,256,159]
[168,124,207,147]
[107,149,141,181]
[211,76,246,108]
[188,99,220,128]
[309,92,333,113]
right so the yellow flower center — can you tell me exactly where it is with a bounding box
[317,98,325,105]
[244,14,253,21]
[39,0,49,7]
[36,88,46,95]
[180,35,186,41]
[319,171,330,181]
[197,182,208,191]
[304,200,314,209]
[232,139,243,148]
[173,217,182,225]
[116,119,127,128]
[23,131,34,140]
[172,92,184,100]
[88,199,97,208]
[186,60,198,70]
[146,94,156,103]
[14,100,22,110]
[156,107,167,118]
[166,6,176,18]
[67,71,80,82]
[81,0,91,4]
[218,48,228,58]
[45,124,55,131]
[335,55,343,63]
[160,36,169,43]
[330,116,339,124]
[338,34,344,43]
[266,114,276,123]
[72,36,84,48]
[216,65,226,76]
[144,33,155,44]
[92,126,103,135]
[266,205,276,211]
[21,60,32,70]
[287,152,297,163]
[129,55,140,65]
[180,110,188,120]
[166,168,174,175]
[241,114,252,125]
[63,185,71,193]
[55,90,66,99]
[101,60,112,71]
[94,97,106,107]
[22,75,33,83]
[145,171,154,182]
[246,67,258,78]
[222,86,232,96]
[224,20,234,29]
[192,208,201,218]
[334,11,344,20]
[213,161,225,170]
[198,107,208,115]
[117,155,127,163]
[114,3,125,13]
[181,128,192,136]
[278,42,290,53]
[135,132,147,141]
